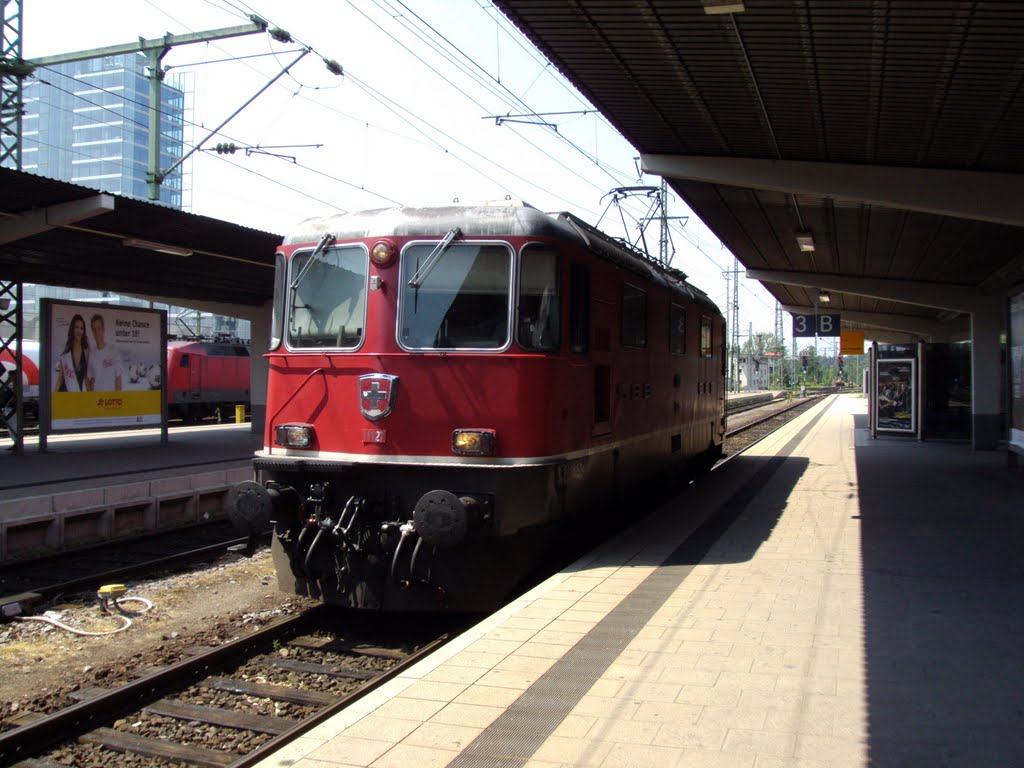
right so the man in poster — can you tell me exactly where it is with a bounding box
[86,313,123,392]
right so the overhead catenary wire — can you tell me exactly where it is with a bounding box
[225,0,647,222]
[29,62,398,209]
[384,0,640,189]
[346,0,621,201]
[209,0,781,327]
[137,0,609,217]
[158,0,656,230]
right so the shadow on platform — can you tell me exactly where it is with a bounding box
[856,416,1024,765]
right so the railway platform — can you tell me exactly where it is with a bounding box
[257,392,1024,768]
[0,424,259,561]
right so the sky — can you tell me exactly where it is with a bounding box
[21,0,784,341]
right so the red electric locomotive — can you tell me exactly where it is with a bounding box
[229,201,725,612]
[166,339,251,423]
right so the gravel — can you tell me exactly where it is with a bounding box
[0,547,317,728]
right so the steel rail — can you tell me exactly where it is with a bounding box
[2,534,267,604]
[725,394,825,439]
[228,631,454,767]
[0,608,327,764]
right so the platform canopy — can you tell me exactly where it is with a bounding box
[0,167,280,308]
[495,1,1024,340]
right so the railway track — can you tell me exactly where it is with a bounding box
[721,391,834,467]
[725,391,828,439]
[0,520,264,612]
[0,607,455,767]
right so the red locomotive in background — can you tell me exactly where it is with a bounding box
[166,339,250,423]
[228,201,726,612]
[2,338,249,428]
[0,341,40,423]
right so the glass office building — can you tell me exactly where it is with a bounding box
[13,53,249,341]
[21,52,187,207]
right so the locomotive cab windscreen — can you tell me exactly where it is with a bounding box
[288,245,368,349]
[399,241,511,350]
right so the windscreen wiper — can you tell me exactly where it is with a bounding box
[291,233,337,290]
[407,228,461,289]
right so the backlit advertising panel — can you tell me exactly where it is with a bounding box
[40,300,166,433]
[876,358,915,434]
[1011,289,1024,455]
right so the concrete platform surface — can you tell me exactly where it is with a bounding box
[0,424,260,560]
[255,394,1024,768]
[0,423,260,499]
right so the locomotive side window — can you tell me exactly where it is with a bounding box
[569,262,589,353]
[517,245,560,352]
[700,314,713,357]
[288,245,367,349]
[270,252,285,350]
[399,242,511,350]
[670,303,687,355]
[621,283,647,348]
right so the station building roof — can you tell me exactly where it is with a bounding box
[0,167,280,308]
[495,1,1024,340]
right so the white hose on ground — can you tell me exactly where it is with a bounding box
[17,596,155,636]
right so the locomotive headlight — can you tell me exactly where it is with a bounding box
[275,423,315,448]
[370,240,396,267]
[452,429,496,456]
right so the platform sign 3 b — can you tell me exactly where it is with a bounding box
[792,313,840,337]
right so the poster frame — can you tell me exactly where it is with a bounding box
[39,299,167,447]
[875,357,917,435]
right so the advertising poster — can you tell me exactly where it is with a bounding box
[42,300,166,433]
[1011,290,1024,454]
[876,358,916,434]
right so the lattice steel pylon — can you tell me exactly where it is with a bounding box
[1,0,24,454]
[1,0,25,169]
[731,256,740,392]
[0,282,23,454]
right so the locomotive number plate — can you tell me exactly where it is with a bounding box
[362,429,387,444]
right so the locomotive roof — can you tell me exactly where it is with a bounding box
[285,201,720,315]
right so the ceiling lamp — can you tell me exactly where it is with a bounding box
[702,0,745,13]
[796,231,816,252]
[122,238,193,257]
[819,291,831,304]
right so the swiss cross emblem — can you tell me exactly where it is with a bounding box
[358,374,398,421]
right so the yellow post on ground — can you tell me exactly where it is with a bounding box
[235,404,245,423]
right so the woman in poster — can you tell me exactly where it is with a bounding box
[55,314,89,392]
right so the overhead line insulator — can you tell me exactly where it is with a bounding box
[270,27,293,44]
